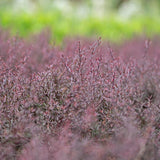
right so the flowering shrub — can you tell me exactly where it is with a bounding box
[0,29,160,160]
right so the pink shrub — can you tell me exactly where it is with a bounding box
[0,29,159,159]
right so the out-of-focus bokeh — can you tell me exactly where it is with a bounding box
[0,0,160,43]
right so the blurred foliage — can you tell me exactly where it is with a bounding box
[1,0,160,10]
[0,10,160,44]
[0,0,160,44]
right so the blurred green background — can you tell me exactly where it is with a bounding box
[0,0,160,44]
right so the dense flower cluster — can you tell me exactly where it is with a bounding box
[0,29,160,159]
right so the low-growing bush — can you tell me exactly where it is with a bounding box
[0,29,160,159]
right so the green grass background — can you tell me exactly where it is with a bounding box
[0,9,160,44]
